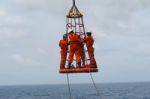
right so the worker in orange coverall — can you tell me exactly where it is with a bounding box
[59,34,68,69]
[68,29,81,68]
[79,36,85,67]
[85,32,97,68]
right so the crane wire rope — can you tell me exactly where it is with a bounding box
[66,72,101,99]
[89,72,102,98]
[66,73,72,99]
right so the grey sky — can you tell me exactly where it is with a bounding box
[0,0,150,85]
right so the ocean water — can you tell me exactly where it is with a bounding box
[0,82,150,99]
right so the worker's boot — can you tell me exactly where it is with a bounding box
[67,63,71,68]
[91,62,97,68]
[82,61,85,67]
[91,64,97,68]
[91,60,97,68]
[77,62,81,68]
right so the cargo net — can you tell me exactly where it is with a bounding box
[59,0,98,73]
[66,16,88,66]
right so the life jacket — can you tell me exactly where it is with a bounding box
[59,39,68,50]
[86,36,94,47]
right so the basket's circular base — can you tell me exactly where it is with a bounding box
[59,68,98,73]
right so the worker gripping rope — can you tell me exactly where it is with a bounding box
[85,32,97,68]
[67,29,81,68]
[59,34,68,69]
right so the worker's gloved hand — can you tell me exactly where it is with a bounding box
[67,42,70,45]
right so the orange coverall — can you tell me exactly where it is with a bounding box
[85,35,97,68]
[79,37,85,66]
[68,33,81,67]
[59,38,68,69]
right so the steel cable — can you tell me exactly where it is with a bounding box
[90,73,102,99]
[67,73,72,99]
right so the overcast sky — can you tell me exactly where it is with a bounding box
[0,0,150,85]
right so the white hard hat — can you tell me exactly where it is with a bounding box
[68,28,74,33]
[86,29,91,33]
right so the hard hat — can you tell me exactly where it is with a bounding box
[86,29,92,34]
[68,28,74,33]
[63,34,67,38]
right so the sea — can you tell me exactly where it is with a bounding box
[0,82,150,99]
